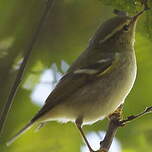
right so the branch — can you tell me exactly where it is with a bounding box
[0,0,55,136]
[97,105,124,152]
[120,106,152,124]
[97,106,152,152]
[140,0,150,10]
[99,118,119,152]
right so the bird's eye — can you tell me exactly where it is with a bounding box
[123,25,129,31]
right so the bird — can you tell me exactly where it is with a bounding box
[6,7,146,152]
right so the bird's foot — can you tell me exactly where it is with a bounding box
[108,104,126,126]
[108,104,123,121]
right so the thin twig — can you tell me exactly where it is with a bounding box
[0,0,55,136]
[141,0,150,10]
[120,106,152,124]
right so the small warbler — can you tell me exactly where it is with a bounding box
[7,7,146,152]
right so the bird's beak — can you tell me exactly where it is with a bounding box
[132,6,149,23]
[132,10,145,22]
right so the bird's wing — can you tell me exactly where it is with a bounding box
[6,55,117,146]
[32,54,118,122]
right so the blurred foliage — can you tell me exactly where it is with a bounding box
[0,0,152,152]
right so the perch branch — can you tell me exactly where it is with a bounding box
[0,0,55,136]
[97,106,152,152]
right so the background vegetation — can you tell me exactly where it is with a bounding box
[0,0,152,152]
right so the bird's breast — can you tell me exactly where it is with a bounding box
[82,50,137,124]
[73,50,137,124]
[41,51,137,125]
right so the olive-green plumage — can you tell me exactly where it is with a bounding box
[7,9,145,147]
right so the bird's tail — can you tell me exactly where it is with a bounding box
[6,121,34,146]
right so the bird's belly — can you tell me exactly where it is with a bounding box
[42,53,137,125]
[82,56,137,124]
